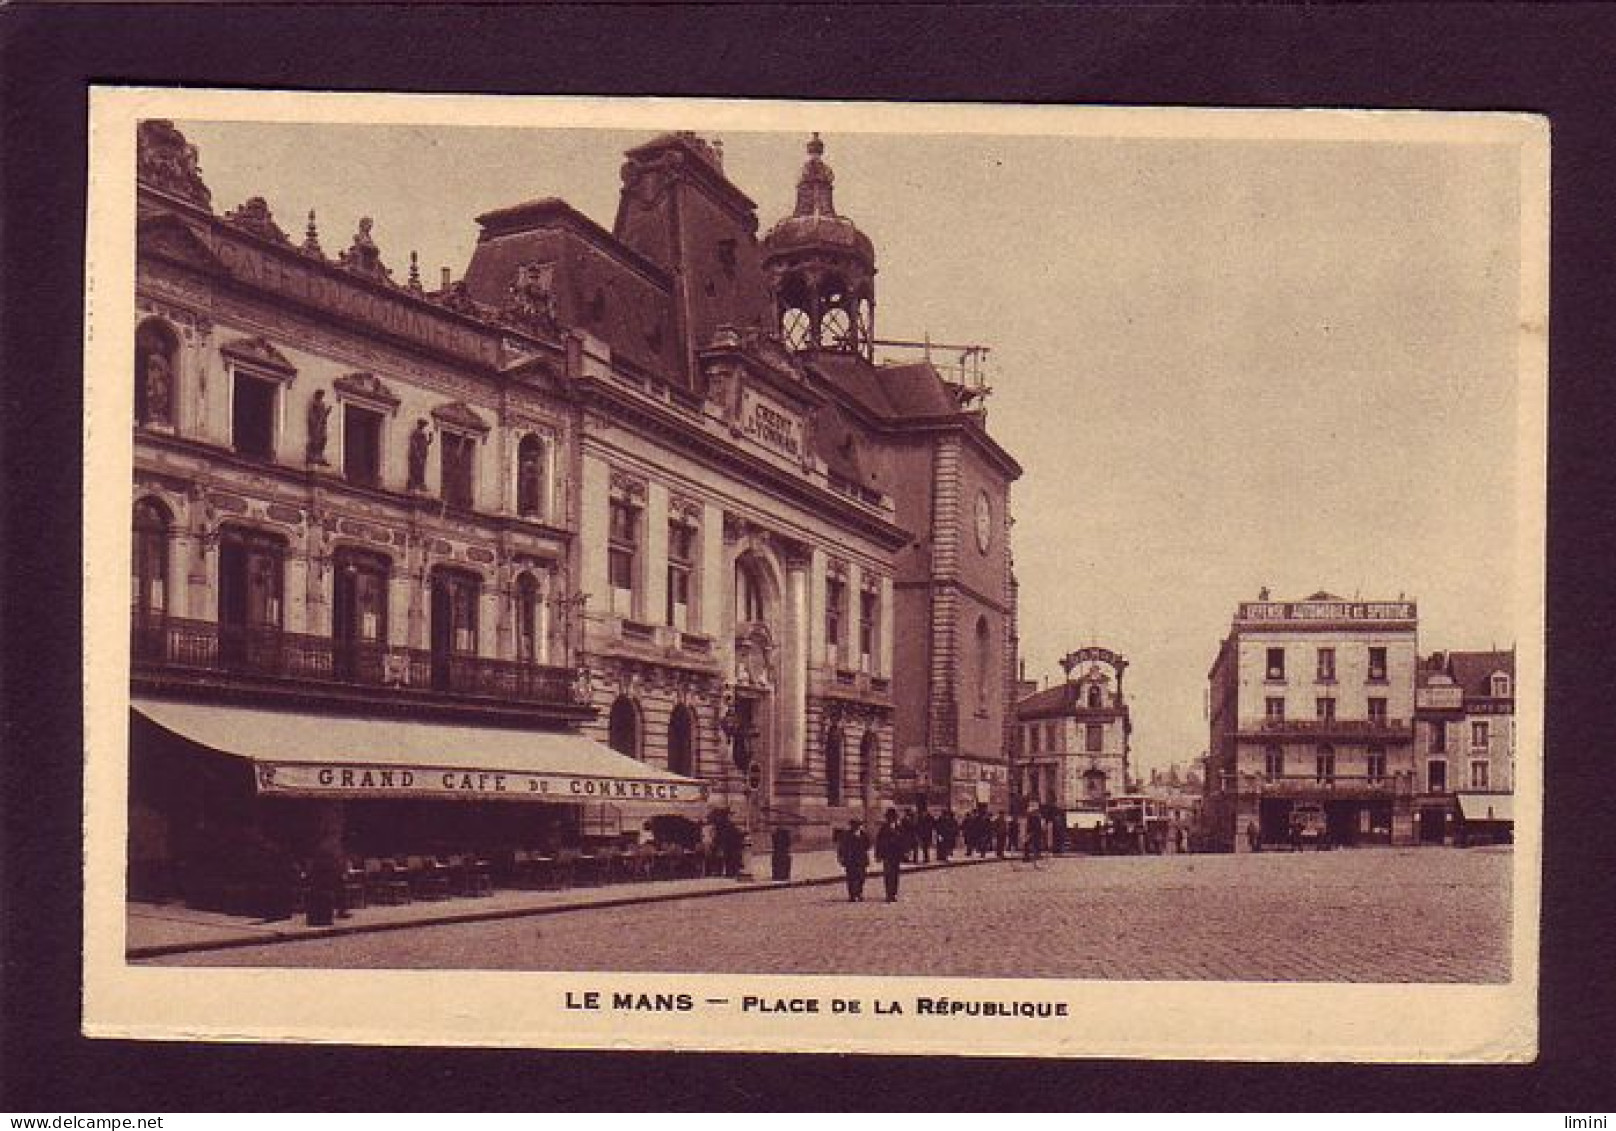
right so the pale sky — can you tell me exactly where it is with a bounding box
[172,115,1526,775]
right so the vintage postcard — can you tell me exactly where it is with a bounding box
[82,89,1546,1060]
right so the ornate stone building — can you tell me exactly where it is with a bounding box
[1012,647,1134,816]
[128,124,1022,882]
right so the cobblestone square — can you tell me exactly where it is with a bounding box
[147,846,1513,983]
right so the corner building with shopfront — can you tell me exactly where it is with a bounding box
[1203,592,1419,851]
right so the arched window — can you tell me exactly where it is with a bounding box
[609,696,641,760]
[132,499,170,619]
[135,319,179,427]
[974,616,993,714]
[667,704,696,777]
[824,726,844,806]
[516,434,546,518]
[515,573,541,663]
[1087,683,1103,709]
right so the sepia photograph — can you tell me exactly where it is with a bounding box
[82,90,1546,1059]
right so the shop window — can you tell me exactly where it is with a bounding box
[1315,744,1336,785]
[517,434,547,519]
[1315,697,1336,722]
[231,371,278,459]
[1316,647,1336,682]
[609,696,641,760]
[1428,760,1448,793]
[440,431,476,509]
[667,704,697,778]
[1470,761,1490,790]
[135,319,179,428]
[608,500,640,617]
[343,404,383,488]
[1367,746,1387,783]
[1264,745,1284,780]
[1085,723,1103,753]
[1266,647,1285,681]
[1368,697,1388,725]
[1368,646,1388,682]
[666,521,695,631]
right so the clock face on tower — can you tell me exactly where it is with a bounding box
[974,490,993,554]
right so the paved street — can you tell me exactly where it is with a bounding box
[142,846,1512,982]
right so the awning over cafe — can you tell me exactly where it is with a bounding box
[133,698,709,805]
[1455,793,1514,823]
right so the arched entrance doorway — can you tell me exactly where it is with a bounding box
[824,726,844,806]
[667,704,696,777]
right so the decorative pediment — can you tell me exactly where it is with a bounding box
[137,120,213,210]
[430,400,489,435]
[223,197,291,246]
[220,335,296,377]
[333,371,400,409]
[137,213,229,276]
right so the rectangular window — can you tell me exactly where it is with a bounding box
[1264,747,1284,780]
[665,521,694,630]
[1266,647,1285,681]
[1430,720,1448,753]
[1028,725,1041,754]
[1470,761,1490,790]
[440,432,476,509]
[1315,748,1336,784]
[608,500,638,617]
[1471,720,1489,749]
[342,405,382,488]
[1316,647,1336,681]
[1265,696,1286,721]
[1368,697,1388,724]
[1046,722,1059,752]
[825,578,845,663]
[1085,723,1103,753]
[1315,697,1336,722]
[231,373,277,459]
[1428,760,1448,793]
[1367,748,1387,782]
[1368,646,1388,682]
[858,589,877,671]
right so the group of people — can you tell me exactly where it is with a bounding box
[835,804,1054,903]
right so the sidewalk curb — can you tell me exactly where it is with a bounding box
[127,855,1012,961]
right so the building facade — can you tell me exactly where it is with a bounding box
[1203,592,1420,851]
[128,123,1022,887]
[1012,647,1133,816]
[1413,648,1516,844]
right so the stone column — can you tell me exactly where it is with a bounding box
[878,573,894,678]
[388,573,414,650]
[478,585,500,659]
[536,566,555,665]
[166,531,191,620]
[644,482,670,630]
[779,549,810,770]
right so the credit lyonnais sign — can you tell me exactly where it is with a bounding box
[1238,600,1416,622]
[739,387,803,460]
[255,762,708,803]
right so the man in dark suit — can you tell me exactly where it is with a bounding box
[839,818,871,902]
[875,808,905,903]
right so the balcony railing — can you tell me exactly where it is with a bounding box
[132,614,580,706]
[1231,771,1415,798]
[1237,717,1413,740]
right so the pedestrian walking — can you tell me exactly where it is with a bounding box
[960,809,978,857]
[875,808,905,902]
[1024,807,1045,862]
[993,811,1008,857]
[1006,812,1020,854]
[838,818,871,902]
[899,808,919,863]
[936,808,958,862]
[1246,819,1261,854]
[916,806,935,863]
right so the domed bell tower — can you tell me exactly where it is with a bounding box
[762,134,876,358]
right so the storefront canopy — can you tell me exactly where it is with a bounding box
[133,698,708,805]
[1456,793,1514,823]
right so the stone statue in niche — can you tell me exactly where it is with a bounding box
[407,419,433,491]
[305,390,331,465]
[144,349,173,425]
